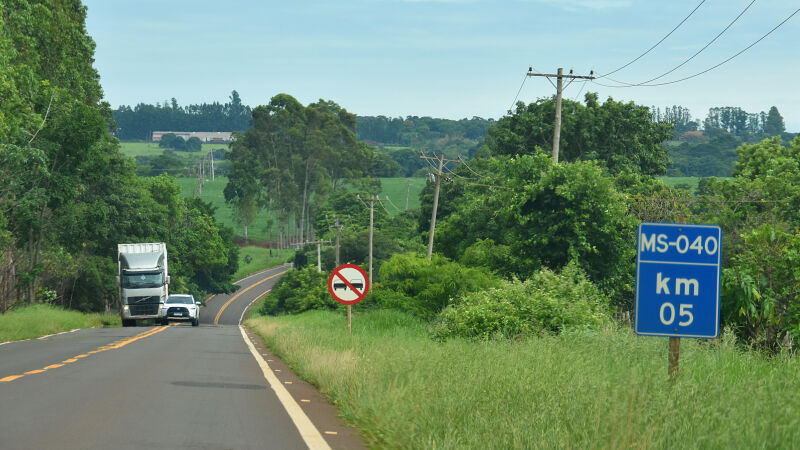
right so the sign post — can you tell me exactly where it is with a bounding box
[635,223,722,378]
[328,264,370,333]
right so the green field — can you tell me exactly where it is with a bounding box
[119,141,226,158]
[0,305,120,342]
[367,177,426,212]
[246,309,800,449]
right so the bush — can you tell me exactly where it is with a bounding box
[432,261,611,341]
[378,252,500,319]
[259,267,337,315]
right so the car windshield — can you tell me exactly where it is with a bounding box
[168,296,194,304]
[122,272,163,289]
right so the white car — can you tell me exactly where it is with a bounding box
[159,294,200,326]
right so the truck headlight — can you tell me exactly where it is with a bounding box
[123,305,129,311]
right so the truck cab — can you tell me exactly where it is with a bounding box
[118,243,170,326]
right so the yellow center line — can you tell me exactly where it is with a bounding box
[214,270,287,325]
[0,325,172,383]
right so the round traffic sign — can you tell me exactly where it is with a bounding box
[328,264,370,305]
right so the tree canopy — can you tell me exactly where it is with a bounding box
[488,93,674,175]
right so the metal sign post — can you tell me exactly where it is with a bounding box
[635,223,722,378]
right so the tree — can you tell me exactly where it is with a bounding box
[159,133,178,148]
[763,106,786,137]
[185,136,202,152]
[489,93,673,175]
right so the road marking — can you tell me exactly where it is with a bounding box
[214,270,287,325]
[0,325,171,383]
[301,399,311,403]
[239,289,273,325]
[239,325,331,450]
[324,431,338,436]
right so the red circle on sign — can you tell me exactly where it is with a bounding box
[328,264,370,305]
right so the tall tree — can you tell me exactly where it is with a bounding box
[763,106,786,137]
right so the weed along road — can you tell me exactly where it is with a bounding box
[0,265,362,450]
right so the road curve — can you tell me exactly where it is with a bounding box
[0,265,365,450]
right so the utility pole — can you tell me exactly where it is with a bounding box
[405,179,411,210]
[334,216,341,266]
[369,196,374,282]
[527,67,595,162]
[358,195,384,281]
[419,153,460,260]
[209,150,215,181]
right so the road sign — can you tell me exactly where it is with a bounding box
[635,223,722,339]
[328,264,369,305]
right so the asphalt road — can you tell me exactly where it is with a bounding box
[0,265,365,450]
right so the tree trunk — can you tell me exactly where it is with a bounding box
[300,158,312,244]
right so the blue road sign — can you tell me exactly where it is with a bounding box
[635,223,722,339]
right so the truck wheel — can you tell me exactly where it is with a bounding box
[192,318,199,327]
[122,319,131,327]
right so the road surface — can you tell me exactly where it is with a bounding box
[0,265,364,450]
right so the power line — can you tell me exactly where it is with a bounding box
[602,0,757,87]
[508,72,528,114]
[593,5,800,88]
[595,0,708,79]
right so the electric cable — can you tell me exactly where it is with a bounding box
[596,0,707,79]
[592,5,800,88]
[602,0,757,87]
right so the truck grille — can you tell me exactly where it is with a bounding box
[129,304,159,316]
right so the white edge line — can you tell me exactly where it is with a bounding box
[239,289,271,325]
[239,325,332,450]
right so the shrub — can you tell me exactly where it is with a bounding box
[259,267,336,315]
[378,252,500,319]
[432,261,611,341]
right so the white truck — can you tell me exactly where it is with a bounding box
[117,243,170,327]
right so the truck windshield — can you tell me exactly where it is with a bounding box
[122,272,164,289]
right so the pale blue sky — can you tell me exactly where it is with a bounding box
[84,0,800,130]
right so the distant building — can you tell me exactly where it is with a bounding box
[152,131,233,143]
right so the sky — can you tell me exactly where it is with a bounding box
[83,0,800,131]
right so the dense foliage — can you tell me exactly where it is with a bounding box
[259,267,333,315]
[432,262,611,340]
[112,91,251,141]
[0,0,237,313]
[490,93,674,175]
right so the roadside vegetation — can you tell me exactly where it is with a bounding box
[0,305,120,343]
[247,310,800,448]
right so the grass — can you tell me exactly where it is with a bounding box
[119,141,225,158]
[0,304,121,342]
[246,309,800,449]
[232,246,294,282]
[373,177,427,213]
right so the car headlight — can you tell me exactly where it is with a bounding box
[161,306,168,310]
[123,305,129,311]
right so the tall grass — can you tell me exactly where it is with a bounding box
[0,304,121,342]
[246,310,800,449]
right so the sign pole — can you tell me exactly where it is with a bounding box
[669,337,680,379]
[347,305,351,334]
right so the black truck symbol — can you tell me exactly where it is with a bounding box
[333,279,364,291]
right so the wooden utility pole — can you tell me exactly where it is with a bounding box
[527,67,595,163]
[334,217,341,266]
[209,150,215,181]
[419,154,460,260]
[358,195,383,281]
[405,179,411,210]
[369,196,374,282]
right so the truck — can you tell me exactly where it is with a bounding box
[117,243,170,327]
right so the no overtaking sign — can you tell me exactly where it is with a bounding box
[328,264,369,305]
